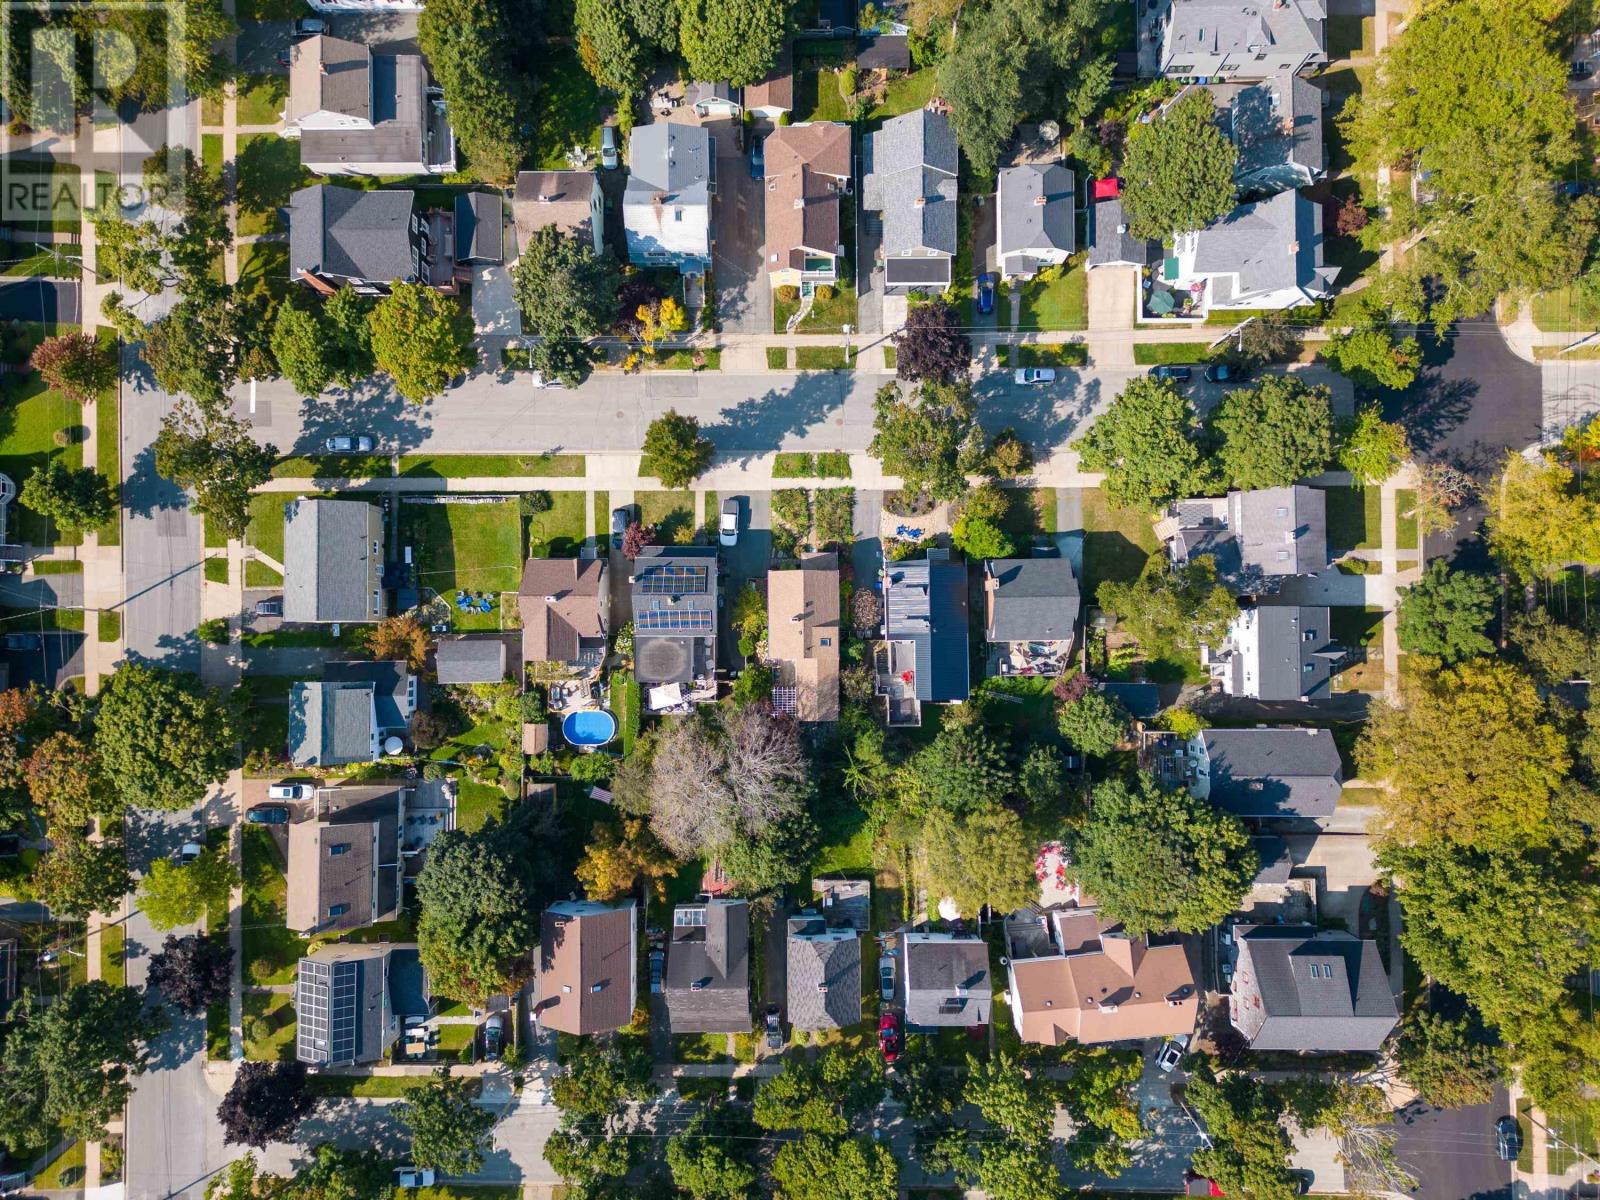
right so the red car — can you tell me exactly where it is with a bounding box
[878,1011,901,1064]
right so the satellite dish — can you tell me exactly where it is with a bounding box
[1038,119,1061,145]
[383,736,405,756]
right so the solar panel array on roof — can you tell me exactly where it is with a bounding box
[637,600,714,632]
[296,957,360,1064]
[638,564,710,595]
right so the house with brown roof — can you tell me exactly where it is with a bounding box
[763,122,852,294]
[518,557,609,673]
[1002,905,1198,1045]
[766,553,841,722]
[512,171,604,259]
[536,899,638,1036]
[285,782,407,936]
[743,44,794,120]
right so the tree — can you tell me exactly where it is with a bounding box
[622,521,657,559]
[1070,775,1254,935]
[1056,690,1129,758]
[324,287,376,383]
[25,730,114,831]
[218,1061,314,1149]
[141,289,248,409]
[1186,1069,1299,1200]
[529,339,593,388]
[34,830,134,917]
[894,300,971,385]
[1098,557,1239,661]
[1357,658,1569,850]
[1394,1007,1505,1109]
[1338,405,1410,486]
[974,1140,1062,1200]
[0,983,166,1151]
[30,331,116,403]
[910,723,1009,813]
[545,1119,634,1190]
[642,409,714,488]
[770,1135,898,1200]
[1058,1046,1144,1176]
[966,1052,1053,1143]
[1072,377,1206,511]
[1121,90,1237,240]
[154,400,277,540]
[950,516,1014,560]
[576,0,648,92]
[289,1145,398,1200]
[270,302,336,396]
[1236,313,1303,367]
[1210,375,1336,491]
[0,688,41,830]
[366,615,430,670]
[1324,307,1423,392]
[397,1067,497,1174]
[417,0,528,182]
[915,806,1035,919]
[513,227,621,339]
[869,380,982,502]
[1485,452,1600,579]
[19,462,116,534]
[1395,560,1497,662]
[137,846,240,931]
[677,0,788,86]
[369,283,475,403]
[147,933,235,1012]
[551,1036,655,1119]
[754,1050,883,1134]
[575,817,680,901]
[1408,461,1476,539]
[667,1111,758,1200]
[1509,609,1600,686]
[94,662,236,810]
[635,296,688,353]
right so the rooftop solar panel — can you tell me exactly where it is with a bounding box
[637,600,713,632]
[638,564,710,595]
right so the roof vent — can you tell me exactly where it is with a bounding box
[913,196,926,208]
[816,983,828,992]
[1043,999,1053,1007]
[544,595,558,603]
[538,194,553,203]
[1034,194,1047,206]
[793,198,806,210]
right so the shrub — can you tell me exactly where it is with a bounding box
[522,688,546,721]
[198,618,228,644]
[777,285,800,303]
[247,1016,272,1045]
[1334,194,1369,237]
[815,284,836,302]
[521,490,553,516]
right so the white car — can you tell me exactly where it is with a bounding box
[878,955,895,1002]
[1157,1033,1189,1073]
[395,1169,435,1189]
[268,782,312,801]
[324,435,374,453]
[719,498,739,547]
[1014,367,1057,385]
[529,371,565,389]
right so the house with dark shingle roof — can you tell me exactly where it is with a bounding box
[1228,925,1397,1051]
[283,497,386,624]
[285,782,405,935]
[1087,193,1158,270]
[763,122,852,295]
[879,550,969,726]
[518,557,609,673]
[537,899,637,1036]
[742,43,794,119]
[631,547,718,700]
[862,109,958,293]
[1191,726,1343,818]
[289,184,457,294]
[996,162,1075,280]
[663,899,751,1033]
[1204,604,1342,701]
[288,680,380,767]
[453,192,503,264]
[1162,486,1329,593]
[984,557,1079,676]
[1230,74,1324,196]
[1170,190,1337,312]
[434,637,508,685]
[900,932,990,1029]
[786,914,861,1031]
[295,942,431,1066]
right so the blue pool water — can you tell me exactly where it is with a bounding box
[562,708,618,747]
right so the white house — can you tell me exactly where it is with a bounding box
[1169,190,1336,312]
[624,124,714,275]
[1154,0,1328,81]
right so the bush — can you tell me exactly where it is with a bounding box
[522,688,546,722]
[815,284,836,302]
[422,761,447,780]
[838,66,858,98]
[521,490,553,516]
[1334,194,1369,237]
[247,1016,272,1045]
[198,618,228,645]
[777,284,800,303]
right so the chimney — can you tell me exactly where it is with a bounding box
[793,197,806,209]
[544,595,558,603]
[984,576,1000,592]
[538,194,553,204]
[913,196,926,208]
[1033,194,1047,206]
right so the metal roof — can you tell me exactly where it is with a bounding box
[884,552,969,703]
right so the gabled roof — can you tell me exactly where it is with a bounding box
[902,933,990,1028]
[688,81,738,108]
[295,943,428,1066]
[664,900,750,1033]
[1165,0,1328,67]
[1202,727,1343,817]
[512,171,598,245]
[434,637,507,685]
[998,162,1076,258]
[1232,604,1338,700]
[454,192,502,263]
[862,109,959,257]
[1088,195,1159,268]
[764,123,852,272]
[518,558,607,665]
[743,43,794,110]
[1233,924,1397,1051]
[1190,190,1336,304]
[1231,74,1324,187]
[857,33,911,71]
[985,557,1079,643]
[767,552,841,722]
[538,901,637,1036]
[282,497,381,623]
[786,916,861,1030]
[1227,485,1328,577]
[626,124,713,204]
[288,681,374,766]
[324,660,412,731]
[289,185,416,286]
[285,792,401,935]
[291,49,444,174]
[287,35,371,125]
[884,552,969,702]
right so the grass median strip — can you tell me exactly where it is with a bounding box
[1132,341,1215,365]
[795,346,851,370]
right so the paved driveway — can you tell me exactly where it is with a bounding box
[715,490,771,667]
[1058,1043,1207,1191]
[713,138,770,334]
[1393,1087,1513,1200]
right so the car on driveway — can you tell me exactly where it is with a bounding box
[1203,362,1246,384]
[878,1011,901,1064]
[649,948,664,993]
[324,435,374,453]
[1157,1033,1189,1073]
[719,498,740,547]
[483,1014,504,1061]
[247,804,291,825]
[254,596,283,617]
[750,137,764,179]
[612,505,635,549]
[396,1169,435,1189]
[764,1005,783,1050]
[1149,364,1195,384]
[268,782,312,801]
[1495,1115,1521,1162]
[293,16,327,34]
[600,124,619,170]
[878,955,895,1001]
[1014,367,1056,385]
[977,273,996,316]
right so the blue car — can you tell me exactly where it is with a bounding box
[977,273,996,316]
[750,137,764,179]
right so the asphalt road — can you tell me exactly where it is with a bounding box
[1393,1089,1513,1200]
[0,280,78,323]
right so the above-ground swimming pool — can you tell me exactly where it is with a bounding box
[561,708,618,747]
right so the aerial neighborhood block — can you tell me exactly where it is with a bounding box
[863,108,959,294]
[283,498,386,624]
[765,552,841,722]
[535,900,638,1036]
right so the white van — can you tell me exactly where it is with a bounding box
[600,125,619,170]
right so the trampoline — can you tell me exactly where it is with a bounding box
[562,709,618,747]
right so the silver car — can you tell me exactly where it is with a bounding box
[324,435,374,453]
[878,955,895,1002]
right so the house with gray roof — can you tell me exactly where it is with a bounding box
[862,109,958,292]
[285,782,404,935]
[1152,0,1327,82]
[1204,604,1342,701]
[1228,925,1397,1051]
[434,637,508,685]
[1087,194,1158,269]
[325,659,416,731]
[879,549,969,726]
[288,680,380,767]
[289,185,455,294]
[900,931,990,1030]
[1188,726,1343,818]
[453,192,503,264]
[631,547,718,704]
[688,81,741,118]
[1162,486,1329,592]
[624,124,714,275]
[996,162,1075,280]
[295,942,431,1066]
[1230,74,1324,196]
[281,35,455,176]
[1171,190,1337,312]
[283,498,385,623]
[787,914,861,1031]
[984,557,1079,676]
[663,900,751,1033]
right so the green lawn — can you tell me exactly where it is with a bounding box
[527,41,604,171]
[995,487,1057,543]
[455,780,507,834]
[794,69,852,124]
[592,491,610,549]
[241,825,309,986]
[1132,342,1214,365]
[1331,606,1386,694]
[674,1033,733,1064]
[34,1141,85,1190]
[436,1022,477,1052]
[246,493,287,562]
[1015,343,1088,368]
[795,346,851,370]
[636,491,699,544]
[649,349,722,371]
[866,68,938,121]
[1530,286,1600,333]
[1328,13,1375,57]
[99,921,125,986]
[767,347,789,369]
[615,669,641,756]
[398,453,584,478]
[243,990,296,1062]
[527,491,587,557]
[202,133,222,173]
[1320,485,1381,552]
[98,609,121,642]
[246,559,283,587]
[812,821,874,875]
[205,556,229,584]
[236,132,305,238]
[1080,489,1158,604]
[1,245,80,279]
[0,340,87,548]
[399,500,522,626]
[237,240,291,307]
[1394,488,1418,551]
[308,1074,434,1099]
[1548,1108,1597,1176]
[1016,262,1088,331]
[4,163,81,232]
[773,452,851,479]
[774,284,859,334]
[273,453,389,479]
[238,74,287,126]
[207,990,231,1059]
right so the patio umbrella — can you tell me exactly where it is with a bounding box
[1148,289,1175,315]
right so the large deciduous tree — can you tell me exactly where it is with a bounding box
[369,283,475,403]
[397,1067,498,1174]
[1069,774,1254,935]
[1209,374,1336,491]
[30,331,116,403]
[138,845,240,931]
[642,409,714,488]
[25,729,115,831]
[1323,304,1423,393]
[1394,1007,1505,1110]
[147,933,235,1012]
[1097,557,1238,662]
[20,462,115,534]
[1338,405,1410,486]
[1186,1069,1299,1200]
[1056,690,1129,758]
[33,830,132,918]
[894,300,971,385]
[1072,377,1207,511]
[270,302,336,397]
[513,227,621,340]
[417,0,528,182]
[94,662,237,810]
[575,817,680,901]
[869,380,984,502]
[365,615,431,670]
[910,723,1009,813]
[770,1135,898,1200]
[1120,90,1237,240]
[677,0,789,86]
[1357,658,1569,850]
[915,806,1035,919]
[1485,452,1600,580]
[575,0,648,93]
[667,1108,759,1200]
[154,399,277,541]
[218,1061,315,1149]
[1395,560,1498,663]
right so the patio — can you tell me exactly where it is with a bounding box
[994,639,1071,678]
[1140,261,1208,321]
[874,640,922,727]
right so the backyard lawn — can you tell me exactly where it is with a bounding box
[244,990,296,1062]
[527,41,604,170]
[400,500,522,628]
[1016,262,1088,331]
[995,488,1057,542]
[635,491,699,544]
[527,491,587,557]
[241,825,309,986]
[1327,13,1375,57]
[455,779,508,834]
[1331,606,1386,694]
[1080,489,1158,604]
[793,69,851,124]
[866,68,938,122]
[1319,485,1381,553]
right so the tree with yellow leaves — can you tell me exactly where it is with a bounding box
[366,615,431,671]
[1485,452,1600,580]
[635,297,688,356]
[575,818,680,901]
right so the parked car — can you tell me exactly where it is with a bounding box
[764,1005,782,1050]
[977,273,996,316]
[750,136,764,179]
[600,125,619,170]
[2,634,40,650]
[1220,960,1234,986]
[254,596,283,617]
[293,16,327,34]
[396,1169,435,1189]
[1014,367,1057,385]
[719,498,740,547]
[1149,364,1195,383]
[877,1011,901,1065]
[268,782,312,801]
[176,841,202,864]
[649,948,665,993]
[323,435,374,453]
[611,505,634,549]
[529,371,566,389]
[483,1014,504,1062]
[1495,1115,1521,1162]
[1203,362,1246,384]
[247,804,291,825]
[878,955,895,1002]
[0,1173,30,1197]
[1157,1033,1189,1073]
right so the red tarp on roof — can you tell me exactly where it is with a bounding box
[1092,176,1121,200]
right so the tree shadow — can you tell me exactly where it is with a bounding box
[1382,368,1476,455]
[290,376,435,459]
[234,135,310,229]
[703,372,857,465]
[969,370,1105,454]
